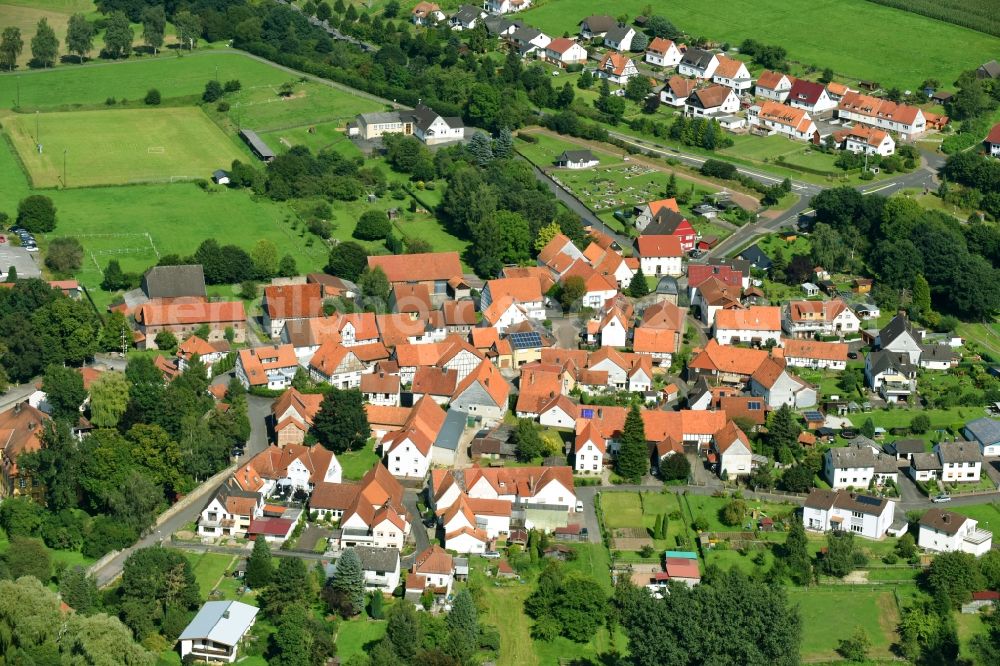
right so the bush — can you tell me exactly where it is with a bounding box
[223,79,242,93]
[308,218,334,239]
[217,101,230,112]
[203,80,223,103]
[144,88,161,105]
[353,210,391,240]
[154,330,178,351]
[44,237,84,274]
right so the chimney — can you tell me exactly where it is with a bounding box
[223,610,230,619]
[942,514,950,524]
[27,421,35,431]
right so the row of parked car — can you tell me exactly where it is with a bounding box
[8,225,38,252]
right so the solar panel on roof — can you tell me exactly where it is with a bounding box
[509,331,542,349]
[803,411,823,421]
[855,495,882,506]
[581,408,594,419]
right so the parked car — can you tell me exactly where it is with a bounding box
[482,550,501,559]
[575,500,584,512]
[932,494,952,503]
[847,351,858,359]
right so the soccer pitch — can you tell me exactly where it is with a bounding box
[5,107,246,188]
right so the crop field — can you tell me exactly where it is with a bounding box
[0,51,292,110]
[523,0,1000,87]
[866,0,1000,38]
[5,107,245,187]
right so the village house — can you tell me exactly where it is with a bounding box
[781,338,849,371]
[986,123,1000,157]
[749,357,817,409]
[543,38,588,67]
[635,234,683,277]
[381,397,447,478]
[538,233,584,277]
[134,299,246,350]
[271,388,323,447]
[645,38,682,67]
[443,300,477,334]
[603,23,635,52]
[574,418,606,474]
[688,259,750,293]
[834,126,896,156]
[554,149,599,169]
[311,464,405,531]
[353,546,402,594]
[308,340,387,389]
[561,260,618,309]
[450,5,486,30]
[484,0,531,14]
[783,299,861,339]
[919,509,993,556]
[787,79,837,114]
[178,600,258,664]
[633,198,680,233]
[837,91,930,139]
[865,351,917,403]
[964,417,1000,456]
[660,75,698,107]
[197,475,265,540]
[685,85,740,117]
[0,402,49,501]
[803,489,896,540]
[262,283,323,339]
[711,54,752,92]
[451,360,510,426]
[361,371,401,407]
[710,421,753,478]
[407,545,455,606]
[935,440,983,483]
[411,2,445,25]
[596,52,639,85]
[824,442,898,490]
[713,306,782,347]
[641,207,698,251]
[687,339,769,385]
[176,335,230,374]
[235,345,298,390]
[140,264,207,300]
[368,251,463,296]
[748,101,818,141]
[690,278,744,327]
[754,70,793,102]
[677,48,718,79]
[510,25,551,56]
[579,15,616,40]
[481,277,545,321]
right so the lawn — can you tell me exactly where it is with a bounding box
[259,121,365,156]
[0,3,75,69]
[183,550,238,598]
[0,131,328,309]
[5,107,246,187]
[209,78,386,136]
[515,132,614,169]
[849,406,987,433]
[335,617,387,661]
[522,0,1000,87]
[0,528,95,574]
[562,543,613,593]
[683,494,795,533]
[952,501,1000,536]
[958,321,1000,362]
[0,51,292,110]
[755,232,812,259]
[340,439,380,480]
[788,587,900,661]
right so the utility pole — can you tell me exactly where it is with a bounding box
[120,326,127,358]
[63,149,67,187]
[15,76,19,108]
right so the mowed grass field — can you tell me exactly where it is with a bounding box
[523,0,1000,87]
[788,587,901,662]
[5,107,245,187]
[0,51,291,109]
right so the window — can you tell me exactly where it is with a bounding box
[851,525,862,533]
[852,511,862,518]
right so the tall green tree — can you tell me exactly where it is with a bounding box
[88,370,130,428]
[525,564,607,642]
[261,556,312,617]
[926,551,985,607]
[765,404,801,464]
[628,266,650,297]
[912,273,931,319]
[19,419,80,512]
[446,588,479,664]
[58,565,100,615]
[327,547,366,617]
[310,388,370,453]
[30,18,58,68]
[245,532,273,589]
[0,27,23,71]
[821,531,867,578]
[65,14,94,62]
[140,5,166,54]
[102,11,133,59]
[780,521,812,585]
[385,602,422,663]
[493,127,514,158]
[41,364,86,420]
[514,418,544,462]
[616,405,649,482]
[270,604,313,666]
[358,266,391,309]
[173,11,202,49]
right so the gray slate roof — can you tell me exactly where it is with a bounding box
[141,264,206,299]
[511,25,544,43]
[353,545,400,572]
[656,276,679,295]
[965,417,1000,445]
[681,48,716,70]
[452,5,483,23]
[603,24,633,44]
[435,409,467,452]
[557,150,595,163]
[935,440,983,464]
[644,209,689,236]
[878,314,918,347]
[920,344,956,362]
[738,244,773,270]
[804,488,889,515]
[920,508,967,535]
[828,445,877,469]
[579,15,617,34]
[867,350,916,377]
[911,451,942,471]
[885,439,925,456]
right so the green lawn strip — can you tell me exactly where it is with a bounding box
[523,0,1000,88]
[515,132,617,168]
[339,439,380,481]
[848,406,987,432]
[957,611,987,663]
[0,51,295,111]
[957,321,1000,362]
[787,586,901,661]
[260,121,365,157]
[562,543,613,593]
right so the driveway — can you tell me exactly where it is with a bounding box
[402,488,431,553]
[552,316,581,349]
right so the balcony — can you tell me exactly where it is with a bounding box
[964,529,993,546]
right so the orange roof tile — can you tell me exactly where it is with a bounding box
[263,283,323,320]
[714,306,782,332]
[633,327,678,354]
[454,360,509,408]
[367,252,462,284]
[782,338,849,362]
[688,339,770,376]
[636,234,682,258]
[136,299,245,326]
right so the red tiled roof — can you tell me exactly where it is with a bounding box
[263,283,323,320]
[636,234,682,258]
[136,299,245,326]
[368,252,462,284]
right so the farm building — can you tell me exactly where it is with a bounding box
[239,129,276,162]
